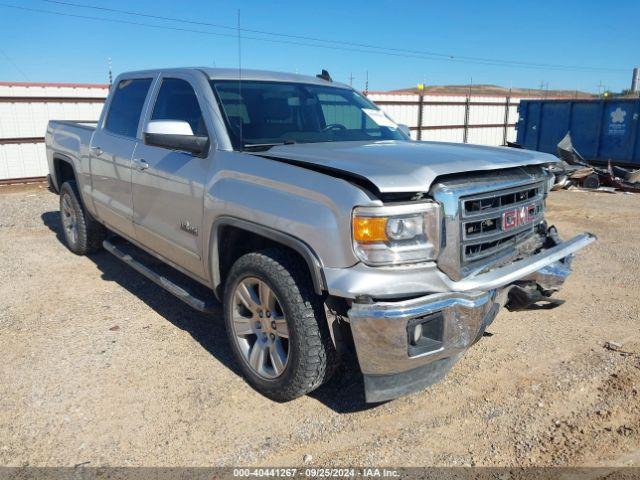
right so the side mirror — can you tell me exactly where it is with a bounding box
[398,124,412,138]
[143,120,209,156]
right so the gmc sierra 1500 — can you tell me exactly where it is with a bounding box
[46,68,595,402]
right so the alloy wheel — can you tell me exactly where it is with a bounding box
[231,277,290,379]
[61,194,78,246]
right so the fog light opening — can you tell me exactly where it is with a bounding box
[406,312,444,356]
[411,323,423,346]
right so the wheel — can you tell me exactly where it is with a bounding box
[59,180,106,255]
[582,173,600,190]
[223,249,337,401]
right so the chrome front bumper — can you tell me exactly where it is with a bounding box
[347,233,596,403]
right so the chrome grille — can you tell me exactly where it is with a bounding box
[460,182,544,265]
[431,168,549,281]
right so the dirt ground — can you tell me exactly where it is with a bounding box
[0,183,638,468]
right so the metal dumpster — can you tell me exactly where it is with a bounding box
[516,99,640,167]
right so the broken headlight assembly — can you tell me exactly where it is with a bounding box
[352,202,441,266]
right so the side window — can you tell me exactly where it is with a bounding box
[151,78,207,136]
[105,78,152,138]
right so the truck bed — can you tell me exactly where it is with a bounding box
[46,120,96,154]
[46,120,97,191]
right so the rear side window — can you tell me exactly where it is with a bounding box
[151,78,207,136]
[105,78,152,138]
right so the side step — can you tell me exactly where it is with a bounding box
[103,238,220,314]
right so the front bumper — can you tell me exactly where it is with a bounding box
[346,232,596,403]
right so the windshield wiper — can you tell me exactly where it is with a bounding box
[243,140,296,151]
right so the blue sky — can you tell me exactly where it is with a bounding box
[0,0,637,93]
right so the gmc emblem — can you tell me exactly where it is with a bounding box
[502,204,537,231]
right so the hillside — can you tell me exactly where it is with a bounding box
[387,84,596,98]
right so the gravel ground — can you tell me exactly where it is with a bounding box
[0,183,638,467]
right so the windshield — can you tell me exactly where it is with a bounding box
[209,80,408,150]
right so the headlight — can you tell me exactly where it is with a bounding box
[352,202,440,266]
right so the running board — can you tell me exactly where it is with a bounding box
[103,238,219,314]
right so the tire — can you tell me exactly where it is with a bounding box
[223,248,337,401]
[59,180,106,255]
[582,173,600,190]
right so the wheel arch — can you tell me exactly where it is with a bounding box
[210,217,327,299]
[52,154,77,192]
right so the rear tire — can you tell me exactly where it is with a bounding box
[223,248,337,401]
[59,180,106,255]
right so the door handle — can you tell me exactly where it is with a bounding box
[91,146,103,156]
[133,158,149,171]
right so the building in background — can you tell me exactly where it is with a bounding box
[0,82,107,182]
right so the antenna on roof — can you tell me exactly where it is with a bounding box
[316,69,332,82]
[237,9,243,151]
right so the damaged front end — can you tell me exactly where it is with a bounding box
[505,227,574,311]
[346,221,595,403]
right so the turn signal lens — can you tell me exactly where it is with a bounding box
[353,216,388,243]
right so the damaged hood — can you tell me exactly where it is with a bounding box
[263,140,558,192]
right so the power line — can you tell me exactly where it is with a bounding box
[0,2,618,73]
[34,0,465,63]
[0,47,30,81]
[1,2,628,74]
[36,0,628,73]
[3,3,458,67]
[0,4,502,69]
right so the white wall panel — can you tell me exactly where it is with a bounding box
[368,92,533,149]
[468,104,504,124]
[382,103,418,127]
[0,82,107,180]
[423,104,466,127]
[0,83,108,97]
[467,127,504,146]
[0,100,103,138]
[0,142,47,179]
[422,129,465,143]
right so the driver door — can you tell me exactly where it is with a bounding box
[131,74,212,279]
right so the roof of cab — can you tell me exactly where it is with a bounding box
[202,68,350,87]
[117,67,351,89]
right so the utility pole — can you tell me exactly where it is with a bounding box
[502,87,512,146]
[349,72,354,87]
[538,81,549,98]
[631,67,639,96]
[597,80,605,97]
[364,70,369,95]
[416,82,425,141]
[463,77,472,144]
[108,57,113,86]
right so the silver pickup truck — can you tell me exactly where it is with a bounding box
[46,67,595,403]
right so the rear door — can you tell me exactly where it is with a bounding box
[90,76,154,237]
[131,73,213,279]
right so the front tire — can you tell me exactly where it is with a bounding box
[223,249,337,401]
[59,181,106,255]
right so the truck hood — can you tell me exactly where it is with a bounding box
[263,140,558,193]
